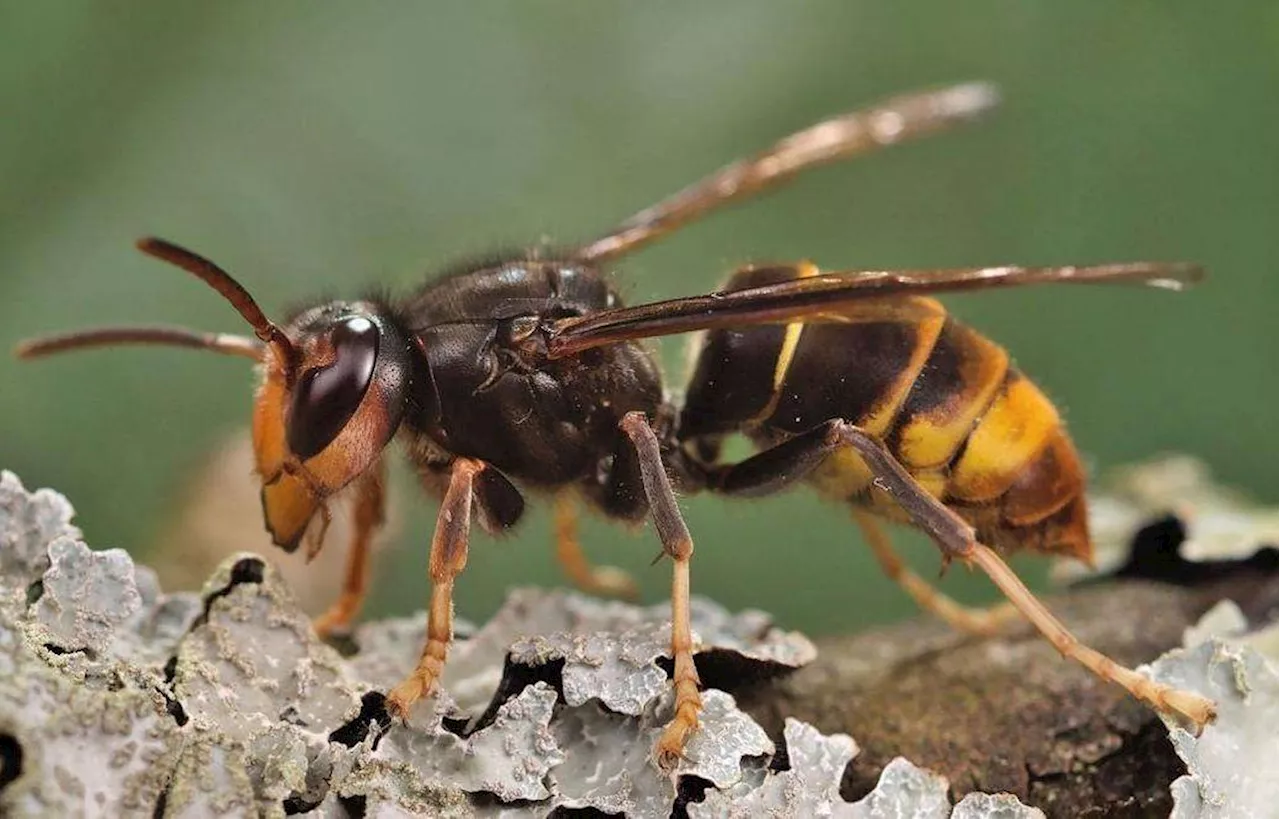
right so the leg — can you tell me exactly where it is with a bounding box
[852,510,1018,637]
[620,412,702,769]
[554,491,640,600]
[385,458,482,718]
[313,460,385,639]
[707,435,1017,636]
[709,419,1216,732]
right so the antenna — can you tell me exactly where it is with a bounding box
[134,238,294,367]
[15,326,262,360]
[15,238,292,368]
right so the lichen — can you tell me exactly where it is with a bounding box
[0,468,1274,817]
[1058,456,1279,583]
[1148,606,1280,818]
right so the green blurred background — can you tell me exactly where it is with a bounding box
[1,3,1275,634]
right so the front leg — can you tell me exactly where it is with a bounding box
[313,459,386,640]
[619,412,702,770]
[386,458,483,718]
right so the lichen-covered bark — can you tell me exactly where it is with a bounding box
[738,574,1274,816]
[0,468,1275,818]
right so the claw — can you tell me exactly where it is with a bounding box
[1158,685,1217,736]
[654,720,697,771]
[311,612,354,647]
[385,672,439,721]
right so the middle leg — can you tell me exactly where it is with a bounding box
[620,412,702,770]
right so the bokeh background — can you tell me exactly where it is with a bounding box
[1,3,1274,633]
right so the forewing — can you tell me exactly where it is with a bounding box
[546,262,1201,357]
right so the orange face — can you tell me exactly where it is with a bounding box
[11,239,415,554]
[251,307,409,551]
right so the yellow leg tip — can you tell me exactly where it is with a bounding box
[385,674,437,720]
[312,590,366,642]
[654,719,697,771]
[654,688,703,771]
[311,612,348,642]
[1161,688,1217,735]
[585,565,641,601]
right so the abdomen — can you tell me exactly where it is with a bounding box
[679,265,1092,564]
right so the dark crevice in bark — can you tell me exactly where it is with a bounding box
[0,734,22,793]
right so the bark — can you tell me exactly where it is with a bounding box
[737,570,1276,817]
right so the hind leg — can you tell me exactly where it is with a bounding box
[705,419,1216,733]
[852,510,1018,637]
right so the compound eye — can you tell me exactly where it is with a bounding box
[287,316,379,459]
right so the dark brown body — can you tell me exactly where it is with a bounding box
[389,260,665,524]
[679,264,1090,562]
[381,257,1088,568]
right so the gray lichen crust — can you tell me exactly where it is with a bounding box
[1057,455,1279,583]
[0,471,814,818]
[0,468,1274,818]
[1153,605,1279,819]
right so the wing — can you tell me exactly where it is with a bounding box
[575,82,1000,263]
[545,262,1203,357]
